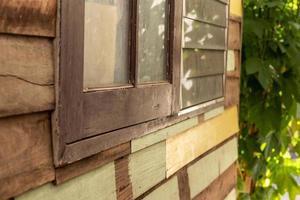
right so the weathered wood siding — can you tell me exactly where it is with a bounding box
[0,35,54,117]
[0,0,57,37]
[0,113,54,199]
[129,142,166,199]
[0,0,243,199]
[0,0,57,199]
[16,162,117,200]
[166,106,239,177]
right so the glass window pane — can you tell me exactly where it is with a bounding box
[137,0,168,83]
[84,0,130,90]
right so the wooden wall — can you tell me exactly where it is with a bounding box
[0,0,243,199]
[0,0,57,199]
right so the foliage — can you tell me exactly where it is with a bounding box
[239,0,300,199]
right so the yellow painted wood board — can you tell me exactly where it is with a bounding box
[166,106,239,177]
[129,142,166,199]
[187,137,238,198]
[16,162,117,200]
[141,176,180,200]
[131,117,198,153]
[230,0,243,17]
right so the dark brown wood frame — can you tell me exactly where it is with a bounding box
[54,0,229,167]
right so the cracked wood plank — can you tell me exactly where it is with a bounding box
[0,34,54,117]
[0,77,54,117]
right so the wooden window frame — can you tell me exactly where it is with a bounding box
[54,0,228,166]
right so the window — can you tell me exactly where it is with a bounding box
[55,0,229,166]
[181,0,228,109]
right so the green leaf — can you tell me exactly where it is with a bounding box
[245,57,261,75]
[263,1,284,8]
[262,131,281,157]
[258,64,273,90]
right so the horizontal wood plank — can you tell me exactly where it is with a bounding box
[141,176,180,200]
[188,144,220,198]
[0,76,54,117]
[182,49,225,78]
[0,0,57,37]
[185,0,227,26]
[55,143,130,184]
[0,34,54,117]
[166,106,239,177]
[131,117,198,153]
[129,142,166,199]
[228,20,241,50]
[193,163,237,200]
[62,102,225,165]
[181,75,224,108]
[16,162,117,200]
[188,138,237,198]
[0,34,54,85]
[0,113,55,199]
[81,84,172,141]
[183,18,226,50]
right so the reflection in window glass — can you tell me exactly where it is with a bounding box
[84,0,130,89]
[138,0,168,83]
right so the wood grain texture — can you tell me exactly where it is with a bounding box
[177,168,191,200]
[182,49,225,78]
[62,102,224,166]
[82,84,172,140]
[166,106,239,177]
[185,0,227,26]
[188,145,220,198]
[183,18,226,50]
[225,77,240,107]
[0,0,57,37]
[131,117,198,153]
[129,142,166,199]
[228,20,241,50]
[115,156,133,200]
[0,34,54,117]
[170,0,183,114]
[16,162,117,200]
[0,113,55,199]
[218,137,238,173]
[0,34,54,85]
[187,137,238,198]
[141,176,180,200]
[193,163,237,200]
[0,76,54,118]
[55,143,130,184]
[55,0,84,166]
